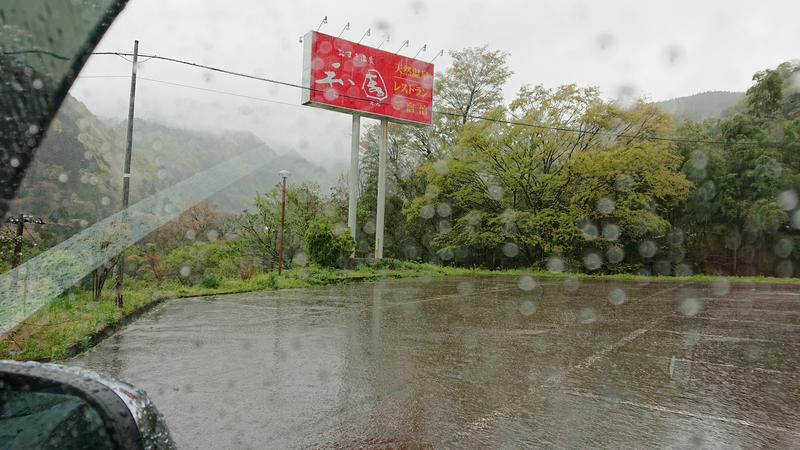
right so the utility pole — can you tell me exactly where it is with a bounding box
[6,214,45,268]
[114,40,139,308]
[278,170,290,275]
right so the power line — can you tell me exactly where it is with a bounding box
[137,77,303,109]
[87,51,767,147]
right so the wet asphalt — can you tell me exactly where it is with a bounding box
[70,275,800,449]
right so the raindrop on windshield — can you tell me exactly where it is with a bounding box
[776,189,798,211]
[710,278,730,296]
[518,275,536,291]
[638,240,657,258]
[518,300,537,316]
[608,288,627,305]
[546,256,565,273]
[602,224,620,241]
[678,297,702,316]
[596,197,615,215]
[502,242,519,258]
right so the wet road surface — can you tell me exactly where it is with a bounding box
[71,276,800,449]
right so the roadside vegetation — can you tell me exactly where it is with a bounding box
[1,48,798,362]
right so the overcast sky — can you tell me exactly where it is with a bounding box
[72,0,800,164]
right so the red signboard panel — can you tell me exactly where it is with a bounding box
[301,31,434,125]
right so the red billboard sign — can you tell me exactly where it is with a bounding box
[301,31,434,125]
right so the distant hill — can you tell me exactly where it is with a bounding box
[653,91,744,122]
[12,95,343,243]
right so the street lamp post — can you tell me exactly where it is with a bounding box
[278,170,290,275]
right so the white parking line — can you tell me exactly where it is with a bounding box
[455,285,680,439]
[565,390,800,436]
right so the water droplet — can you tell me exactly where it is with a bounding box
[578,307,598,324]
[466,210,481,226]
[674,263,693,276]
[436,202,452,217]
[323,88,339,101]
[206,229,219,241]
[518,300,537,316]
[583,252,602,271]
[58,173,68,183]
[433,159,448,174]
[608,288,627,305]
[596,197,615,215]
[10,158,20,168]
[689,150,708,170]
[710,278,730,296]
[615,174,634,192]
[606,246,625,263]
[775,259,794,278]
[457,281,475,295]
[667,229,684,246]
[502,242,519,258]
[546,257,565,273]
[595,33,616,51]
[602,224,620,241]
[332,223,348,236]
[638,240,657,258]
[774,237,793,258]
[678,297,701,316]
[295,252,309,266]
[563,276,580,292]
[419,204,435,219]
[180,266,191,277]
[518,275,537,291]
[776,190,798,211]
[100,196,111,206]
[488,185,504,200]
[579,220,598,240]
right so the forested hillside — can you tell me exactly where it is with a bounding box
[654,91,744,121]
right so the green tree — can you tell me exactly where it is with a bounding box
[303,220,355,268]
[234,183,323,268]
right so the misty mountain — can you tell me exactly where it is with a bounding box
[12,95,344,242]
[653,91,744,122]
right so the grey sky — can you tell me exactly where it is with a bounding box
[72,0,800,164]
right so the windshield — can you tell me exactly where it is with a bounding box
[1,0,799,448]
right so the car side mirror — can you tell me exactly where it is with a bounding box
[0,361,175,449]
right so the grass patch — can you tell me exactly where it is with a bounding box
[2,261,796,362]
[0,261,450,362]
[436,266,800,284]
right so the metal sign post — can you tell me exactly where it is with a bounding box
[374,118,388,259]
[348,114,360,246]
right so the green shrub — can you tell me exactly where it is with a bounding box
[233,258,258,280]
[266,273,278,289]
[163,240,237,284]
[303,221,355,268]
[200,272,221,289]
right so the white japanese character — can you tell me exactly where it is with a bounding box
[315,62,344,86]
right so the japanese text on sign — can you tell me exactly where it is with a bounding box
[301,31,434,125]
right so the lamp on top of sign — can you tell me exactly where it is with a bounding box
[301,31,434,126]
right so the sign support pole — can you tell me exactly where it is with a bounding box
[374,118,388,259]
[348,114,360,247]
